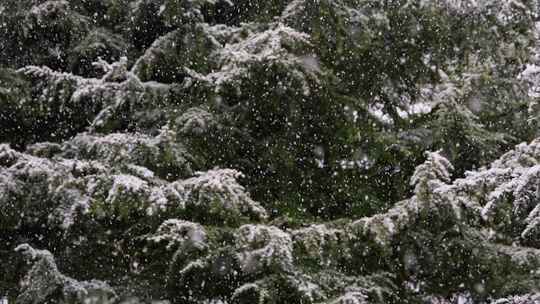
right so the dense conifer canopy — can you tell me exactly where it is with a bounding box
[1,0,540,303]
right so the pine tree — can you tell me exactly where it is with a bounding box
[3,0,540,303]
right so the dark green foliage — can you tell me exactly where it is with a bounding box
[69,28,128,77]
[133,24,220,83]
[2,0,540,303]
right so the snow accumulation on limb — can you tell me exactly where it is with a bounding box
[351,138,540,246]
[235,224,293,274]
[173,168,268,222]
[0,142,266,231]
[15,244,116,304]
[147,219,208,251]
